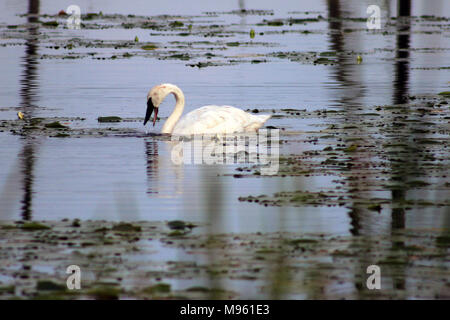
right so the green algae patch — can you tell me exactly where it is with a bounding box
[367,204,382,212]
[0,285,15,295]
[71,219,81,227]
[401,245,424,252]
[23,126,39,130]
[169,21,184,28]
[438,91,450,96]
[331,250,355,257]
[378,257,409,267]
[240,190,337,207]
[81,242,95,247]
[1,225,18,230]
[0,219,448,299]
[343,144,358,153]
[320,51,337,57]
[54,133,70,138]
[83,13,102,20]
[141,44,158,50]
[37,280,65,291]
[407,180,430,188]
[286,239,318,245]
[112,223,141,232]
[21,222,51,231]
[168,220,187,230]
[313,57,335,65]
[436,235,450,248]
[142,283,171,294]
[186,286,210,293]
[42,21,58,27]
[290,194,315,203]
[167,220,196,230]
[267,21,283,26]
[45,121,68,129]
[97,116,122,123]
[168,230,186,237]
[255,248,277,254]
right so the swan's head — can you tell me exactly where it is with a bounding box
[144,85,163,126]
[144,83,183,127]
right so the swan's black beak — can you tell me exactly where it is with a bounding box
[144,98,157,126]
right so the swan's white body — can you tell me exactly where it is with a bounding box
[145,84,270,135]
[171,105,270,135]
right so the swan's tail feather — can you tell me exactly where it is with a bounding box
[256,114,271,123]
[244,114,272,132]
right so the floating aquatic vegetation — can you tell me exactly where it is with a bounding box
[97,116,122,123]
[45,121,68,129]
[266,20,284,26]
[141,44,158,50]
[0,220,447,299]
[21,222,51,231]
[112,223,141,232]
[41,20,59,27]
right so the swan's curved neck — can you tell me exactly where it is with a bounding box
[161,85,185,134]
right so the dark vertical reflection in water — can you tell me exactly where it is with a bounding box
[238,0,245,12]
[205,165,224,299]
[327,0,365,238]
[145,139,159,194]
[317,1,351,298]
[385,0,412,296]
[390,0,411,231]
[237,0,247,27]
[327,0,369,238]
[327,0,344,80]
[268,207,289,299]
[326,0,360,298]
[393,1,411,106]
[326,0,386,298]
[326,0,365,105]
[19,0,40,220]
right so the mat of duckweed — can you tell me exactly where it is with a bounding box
[1,12,449,65]
[0,219,449,300]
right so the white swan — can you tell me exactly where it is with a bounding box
[144,83,271,135]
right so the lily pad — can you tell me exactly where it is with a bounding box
[22,222,51,231]
[97,116,122,123]
[45,121,68,129]
[112,223,141,232]
[141,44,158,50]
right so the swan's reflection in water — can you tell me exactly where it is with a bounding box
[143,131,279,223]
[145,132,279,198]
[169,135,250,167]
[144,140,159,194]
[145,137,185,197]
[168,131,279,175]
[143,132,294,298]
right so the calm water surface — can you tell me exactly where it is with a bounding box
[0,0,449,236]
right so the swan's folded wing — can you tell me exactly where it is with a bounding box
[172,105,270,135]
